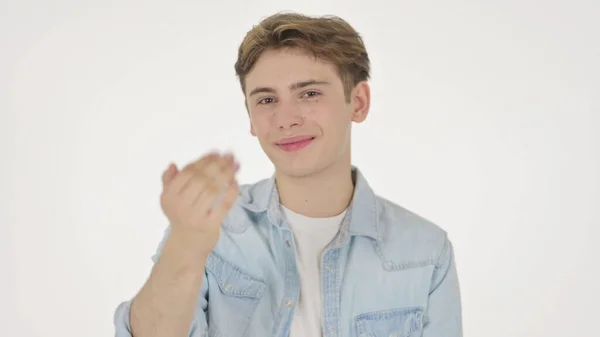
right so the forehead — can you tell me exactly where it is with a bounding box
[245,48,342,90]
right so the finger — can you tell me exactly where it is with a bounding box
[182,154,235,207]
[201,154,237,188]
[182,173,210,207]
[192,156,238,211]
[161,163,178,187]
[181,154,235,207]
[168,154,221,196]
[193,180,224,214]
[180,154,231,203]
[196,153,234,177]
[191,152,222,172]
[206,179,239,222]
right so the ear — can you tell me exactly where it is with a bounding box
[350,81,370,123]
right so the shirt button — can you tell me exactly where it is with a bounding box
[286,240,291,248]
[285,299,293,307]
[389,333,398,337]
[224,283,232,291]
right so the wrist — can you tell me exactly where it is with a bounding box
[168,227,216,257]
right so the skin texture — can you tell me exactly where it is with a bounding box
[245,47,371,217]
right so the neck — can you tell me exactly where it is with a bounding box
[275,160,354,218]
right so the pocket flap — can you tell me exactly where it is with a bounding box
[206,251,266,299]
[355,307,424,337]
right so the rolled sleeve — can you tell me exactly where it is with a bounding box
[113,298,208,337]
[422,237,463,336]
[113,299,134,337]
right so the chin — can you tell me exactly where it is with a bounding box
[272,155,333,179]
[262,139,338,179]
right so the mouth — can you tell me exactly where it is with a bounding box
[276,136,316,152]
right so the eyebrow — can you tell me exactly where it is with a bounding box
[248,80,330,97]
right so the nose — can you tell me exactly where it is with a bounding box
[273,105,304,130]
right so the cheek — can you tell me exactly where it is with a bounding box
[250,112,268,127]
[326,106,354,138]
[312,103,351,126]
[250,116,273,139]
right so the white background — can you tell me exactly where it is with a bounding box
[1,0,599,336]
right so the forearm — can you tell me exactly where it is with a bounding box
[130,230,211,337]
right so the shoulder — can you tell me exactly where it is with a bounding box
[218,177,273,233]
[374,195,450,269]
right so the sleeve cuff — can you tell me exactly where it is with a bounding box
[113,300,134,337]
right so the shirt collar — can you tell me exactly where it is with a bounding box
[237,166,381,241]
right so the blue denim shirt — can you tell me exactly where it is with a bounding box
[114,167,462,337]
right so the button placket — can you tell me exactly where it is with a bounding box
[275,226,301,337]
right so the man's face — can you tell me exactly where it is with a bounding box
[244,47,370,178]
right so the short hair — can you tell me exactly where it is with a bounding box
[234,12,370,102]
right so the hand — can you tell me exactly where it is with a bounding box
[159,152,240,250]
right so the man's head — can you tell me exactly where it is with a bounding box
[235,13,371,178]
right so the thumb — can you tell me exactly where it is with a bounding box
[161,163,178,187]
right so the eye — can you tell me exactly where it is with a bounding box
[302,91,320,98]
[258,97,275,105]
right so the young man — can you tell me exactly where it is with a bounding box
[114,12,462,337]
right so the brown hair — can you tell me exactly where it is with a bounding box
[234,12,370,102]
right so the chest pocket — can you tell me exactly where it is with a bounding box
[205,251,266,337]
[355,307,424,337]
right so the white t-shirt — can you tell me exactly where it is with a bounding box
[281,205,347,337]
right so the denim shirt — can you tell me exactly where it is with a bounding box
[114,167,462,337]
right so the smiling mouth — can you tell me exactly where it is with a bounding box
[276,137,315,152]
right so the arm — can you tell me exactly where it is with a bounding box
[114,227,210,337]
[114,153,239,337]
[422,237,463,336]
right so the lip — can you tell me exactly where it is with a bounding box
[276,135,315,145]
[275,135,316,152]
